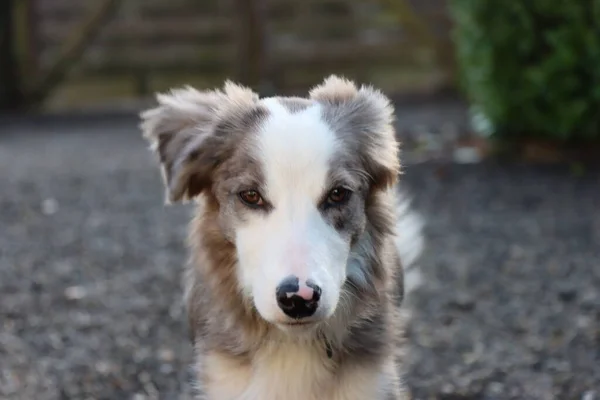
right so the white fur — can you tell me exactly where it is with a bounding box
[235,99,349,325]
[394,190,425,294]
[202,339,403,400]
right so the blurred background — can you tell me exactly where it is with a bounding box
[1,0,599,399]
[1,0,455,111]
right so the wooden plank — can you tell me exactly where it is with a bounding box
[37,0,222,23]
[40,14,378,51]
[45,61,442,111]
[266,0,349,19]
[65,38,427,78]
[63,44,236,75]
[308,0,353,17]
[39,17,233,48]
[137,0,226,18]
[37,0,221,16]
[37,0,303,21]
[149,71,233,93]
[269,16,360,37]
[275,39,425,65]
[36,0,362,24]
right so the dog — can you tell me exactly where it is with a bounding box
[140,75,424,400]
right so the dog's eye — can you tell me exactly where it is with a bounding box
[327,187,351,205]
[239,190,264,207]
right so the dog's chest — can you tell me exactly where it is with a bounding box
[203,343,332,400]
[204,342,378,400]
[253,343,335,398]
[201,342,392,400]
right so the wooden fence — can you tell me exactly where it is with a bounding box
[31,0,454,110]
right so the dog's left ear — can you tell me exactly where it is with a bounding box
[310,75,400,190]
[140,83,259,203]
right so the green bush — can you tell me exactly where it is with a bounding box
[450,0,600,142]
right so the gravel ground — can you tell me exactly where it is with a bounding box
[1,105,599,400]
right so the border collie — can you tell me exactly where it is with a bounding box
[140,75,424,400]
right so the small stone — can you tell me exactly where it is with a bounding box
[576,315,592,330]
[64,285,87,300]
[157,348,175,362]
[440,122,458,140]
[448,294,476,312]
[30,281,43,292]
[55,260,74,275]
[133,347,151,363]
[95,360,113,375]
[462,351,480,365]
[453,146,482,164]
[49,332,63,350]
[530,359,543,371]
[41,198,59,215]
[546,358,570,373]
[168,302,183,319]
[509,245,526,260]
[138,371,151,383]
[488,381,504,395]
[440,314,455,326]
[70,312,93,329]
[558,287,577,302]
[0,369,18,394]
[582,390,596,400]
[525,336,546,353]
[580,290,600,310]
[440,383,456,395]
[160,363,174,374]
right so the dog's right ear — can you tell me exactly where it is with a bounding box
[310,75,400,191]
[140,83,258,203]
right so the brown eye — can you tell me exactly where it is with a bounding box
[327,187,351,205]
[239,190,264,207]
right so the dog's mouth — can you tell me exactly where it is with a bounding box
[282,321,313,326]
[275,320,319,331]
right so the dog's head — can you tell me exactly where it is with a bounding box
[141,76,399,330]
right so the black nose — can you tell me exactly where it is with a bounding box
[275,276,321,319]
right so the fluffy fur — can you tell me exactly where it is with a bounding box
[140,75,425,400]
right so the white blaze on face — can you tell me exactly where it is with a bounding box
[235,98,350,323]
